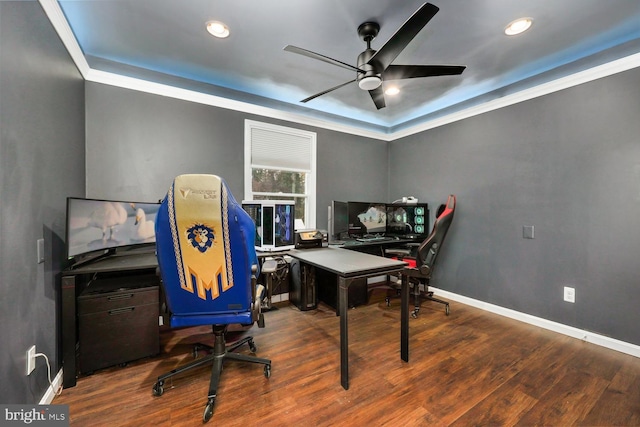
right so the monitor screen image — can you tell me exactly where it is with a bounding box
[66,197,160,260]
[386,203,429,239]
[275,203,294,246]
[348,202,387,236]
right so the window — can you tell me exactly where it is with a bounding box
[244,120,316,229]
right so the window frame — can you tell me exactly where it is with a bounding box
[244,119,317,229]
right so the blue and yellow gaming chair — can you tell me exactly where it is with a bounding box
[152,174,271,423]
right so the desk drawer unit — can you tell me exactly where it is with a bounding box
[78,286,159,374]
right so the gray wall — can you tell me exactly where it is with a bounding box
[85,82,390,230]
[389,67,640,346]
[0,1,85,403]
[2,0,638,407]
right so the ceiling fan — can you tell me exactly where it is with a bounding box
[284,2,466,110]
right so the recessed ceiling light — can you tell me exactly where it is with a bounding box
[385,86,400,96]
[206,20,230,38]
[504,17,533,36]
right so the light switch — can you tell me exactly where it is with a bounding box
[37,238,45,264]
[523,225,534,239]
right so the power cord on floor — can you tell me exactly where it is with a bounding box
[34,352,63,397]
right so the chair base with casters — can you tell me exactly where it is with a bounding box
[384,267,450,317]
[152,323,271,422]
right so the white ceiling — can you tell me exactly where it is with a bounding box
[52,0,640,136]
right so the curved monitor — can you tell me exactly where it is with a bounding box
[66,197,160,264]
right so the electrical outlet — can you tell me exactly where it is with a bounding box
[564,286,576,303]
[26,345,36,375]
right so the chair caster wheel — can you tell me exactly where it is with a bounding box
[249,339,257,353]
[445,305,450,316]
[264,364,271,378]
[385,297,391,307]
[152,381,164,396]
[411,310,418,319]
[203,398,215,423]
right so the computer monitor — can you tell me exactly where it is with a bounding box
[66,197,160,267]
[386,203,430,239]
[329,200,348,242]
[347,202,387,237]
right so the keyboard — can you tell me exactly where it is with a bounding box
[356,236,394,243]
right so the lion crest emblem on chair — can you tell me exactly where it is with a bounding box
[186,224,215,253]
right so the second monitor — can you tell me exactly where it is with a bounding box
[347,202,387,237]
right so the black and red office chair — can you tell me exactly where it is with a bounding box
[385,194,456,317]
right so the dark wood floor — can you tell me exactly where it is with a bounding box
[54,289,640,426]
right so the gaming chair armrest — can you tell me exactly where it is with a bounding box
[250,264,266,327]
[385,248,412,257]
[385,241,420,259]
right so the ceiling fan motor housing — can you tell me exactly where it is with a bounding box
[357,48,381,90]
[356,22,382,90]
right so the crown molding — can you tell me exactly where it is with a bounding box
[390,52,640,140]
[84,69,392,141]
[39,0,90,77]
[40,0,640,142]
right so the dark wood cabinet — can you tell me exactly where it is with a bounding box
[61,251,160,387]
[77,278,159,374]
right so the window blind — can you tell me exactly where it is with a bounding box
[250,127,313,172]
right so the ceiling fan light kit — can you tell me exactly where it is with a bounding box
[358,76,382,90]
[284,2,465,110]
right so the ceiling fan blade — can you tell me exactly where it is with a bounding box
[368,86,386,110]
[301,79,357,103]
[383,64,466,80]
[367,3,439,71]
[284,45,364,74]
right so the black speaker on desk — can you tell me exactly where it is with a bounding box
[289,258,317,311]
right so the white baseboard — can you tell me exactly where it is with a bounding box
[40,368,64,404]
[431,287,640,359]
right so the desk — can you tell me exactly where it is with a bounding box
[288,247,408,390]
[61,250,158,388]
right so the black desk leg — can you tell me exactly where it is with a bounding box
[401,273,409,362]
[339,276,349,390]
